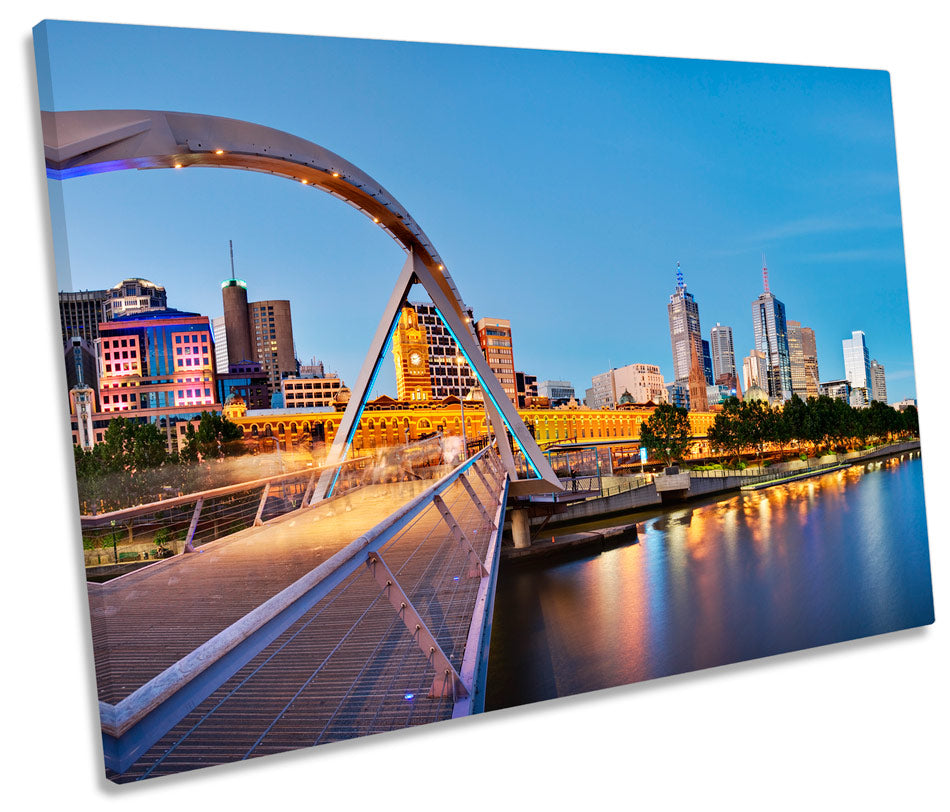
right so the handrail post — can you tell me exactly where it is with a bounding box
[182,498,204,553]
[253,484,271,526]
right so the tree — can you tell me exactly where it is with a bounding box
[639,403,691,466]
[740,399,774,462]
[707,397,745,463]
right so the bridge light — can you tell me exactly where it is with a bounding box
[300,179,308,184]
[214,149,224,155]
[332,172,340,178]
[373,217,380,223]
[174,163,183,169]
[437,264,444,270]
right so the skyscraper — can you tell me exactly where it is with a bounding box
[59,288,111,346]
[870,359,887,404]
[709,323,736,384]
[701,339,714,386]
[787,320,808,398]
[668,263,704,385]
[842,330,871,402]
[751,261,792,401]
[801,325,820,398]
[743,349,768,393]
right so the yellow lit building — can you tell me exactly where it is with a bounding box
[392,306,433,402]
[224,398,718,458]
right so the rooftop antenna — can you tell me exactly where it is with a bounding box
[761,253,770,293]
[676,261,685,290]
[229,239,236,279]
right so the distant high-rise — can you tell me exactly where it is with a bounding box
[59,288,111,346]
[751,261,792,401]
[667,263,704,385]
[211,316,228,375]
[688,342,709,412]
[476,317,517,405]
[515,372,539,409]
[842,330,871,403]
[701,340,714,386]
[709,323,736,384]
[870,359,887,404]
[743,349,768,394]
[588,364,667,409]
[220,245,296,396]
[538,380,575,407]
[106,278,167,318]
[787,320,809,398]
[801,325,820,398]
[222,277,253,364]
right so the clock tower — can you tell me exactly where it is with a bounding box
[393,305,433,402]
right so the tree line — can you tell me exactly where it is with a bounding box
[73,412,245,512]
[638,396,919,467]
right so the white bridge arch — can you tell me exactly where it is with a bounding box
[42,109,560,495]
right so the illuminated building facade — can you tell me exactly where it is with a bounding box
[409,301,478,399]
[217,360,270,410]
[282,374,344,408]
[590,364,667,409]
[106,277,167,317]
[393,306,433,402]
[96,309,217,414]
[221,398,718,457]
[476,317,517,404]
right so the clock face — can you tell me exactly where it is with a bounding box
[409,352,422,367]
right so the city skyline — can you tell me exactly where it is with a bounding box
[40,22,917,402]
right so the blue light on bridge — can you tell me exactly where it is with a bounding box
[432,305,542,480]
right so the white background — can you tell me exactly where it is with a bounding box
[2,2,946,808]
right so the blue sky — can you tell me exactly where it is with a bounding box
[36,20,915,401]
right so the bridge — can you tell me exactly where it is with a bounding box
[44,108,562,780]
[84,446,506,780]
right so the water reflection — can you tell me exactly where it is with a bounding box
[487,454,934,710]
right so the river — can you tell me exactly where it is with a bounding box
[485,452,934,710]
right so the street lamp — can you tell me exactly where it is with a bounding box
[456,355,468,459]
[110,519,118,564]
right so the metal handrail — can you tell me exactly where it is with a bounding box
[99,445,503,770]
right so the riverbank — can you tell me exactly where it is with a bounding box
[525,440,920,531]
[502,523,638,566]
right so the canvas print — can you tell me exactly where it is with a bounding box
[34,20,934,783]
